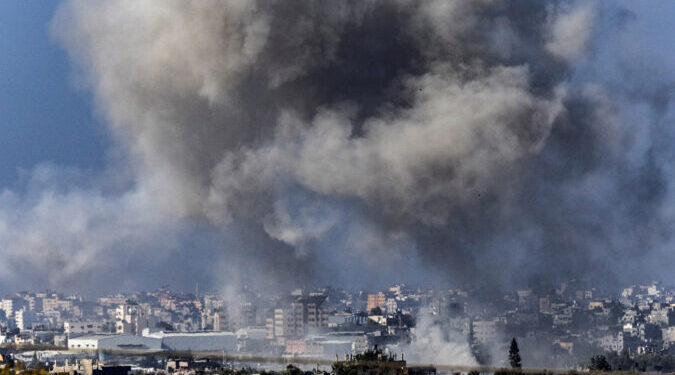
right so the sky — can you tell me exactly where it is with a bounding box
[0,1,107,187]
[0,1,673,296]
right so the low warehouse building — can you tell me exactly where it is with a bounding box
[68,334,162,351]
[144,331,237,352]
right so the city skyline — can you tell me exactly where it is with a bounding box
[0,279,674,370]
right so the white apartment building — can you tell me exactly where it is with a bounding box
[65,320,106,336]
[472,319,498,344]
[599,332,624,352]
[115,304,156,335]
[2,297,27,319]
[42,297,71,313]
[15,309,37,331]
[663,327,675,346]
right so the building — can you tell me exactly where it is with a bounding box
[15,309,37,331]
[52,358,131,375]
[386,297,398,313]
[98,296,127,306]
[315,332,366,357]
[472,319,498,344]
[2,296,26,319]
[285,339,323,355]
[599,332,624,352]
[539,296,552,314]
[25,296,43,312]
[237,302,257,328]
[143,331,237,352]
[65,320,106,336]
[213,309,227,331]
[647,304,672,326]
[271,301,304,341]
[114,304,156,335]
[305,295,329,329]
[67,334,161,351]
[42,297,71,313]
[235,326,268,352]
[266,295,328,344]
[366,293,386,312]
[517,290,537,312]
[663,327,675,347]
[552,303,573,326]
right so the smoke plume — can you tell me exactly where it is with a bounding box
[0,0,672,293]
[401,313,477,366]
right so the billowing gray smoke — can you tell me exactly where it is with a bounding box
[0,0,672,293]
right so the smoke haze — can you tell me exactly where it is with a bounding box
[401,313,478,366]
[0,0,672,294]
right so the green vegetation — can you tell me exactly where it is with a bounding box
[332,346,406,375]
[589,355,612,372]
[218,367,278,375]
[0,360,50,375]
[589,351,675,373]
[509,338,522,369]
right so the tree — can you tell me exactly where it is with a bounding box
[589,355,611,372]
[332,346,406,375]
[509,338,522,369]
[282,364,303,375]
[156,321,175,331]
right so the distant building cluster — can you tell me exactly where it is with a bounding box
[1,281,675,368]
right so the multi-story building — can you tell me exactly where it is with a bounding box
[663,327,675,348]
[65,320,106,336]
[115,304,156,335]
[271,301,304,342]
[517,289,537,312]
[2,296,27,319]
[472,319,498,344]
[539,296,552,314]
[599,332,624,352]
[386,297,398,313]
[266,295,328,344]
[42,296,72,313]
[305,296,328,329]
[366,293,386,312]
[15,309,37,331]
[552,303,573,326]
[213,309,228,331]
[238,302,257,328]
[25,296,43,312]
[647,304,672,326]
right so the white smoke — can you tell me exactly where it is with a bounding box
[401,313,477,366]
[0,0,671,294]
[52,0,569,229]
[546,2,596,61]
[0,164,183,291]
